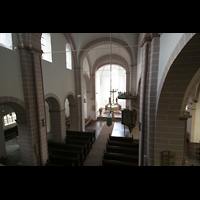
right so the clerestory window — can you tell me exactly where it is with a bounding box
[0,33,12,50]
[66,43,72,70]
[41,33,52,62]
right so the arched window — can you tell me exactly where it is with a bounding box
[4,112,17,126]
[66,43,72,70]
[41,33,52,62]
[0,33,12,50]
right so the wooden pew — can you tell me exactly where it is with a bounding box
[65,139,89,155]
[107,140,139,149]
[103,152,138,164]
[106,145,138,156]
[66,136,92,149]
[102,135,139,166]
[48,154,81,166]
[4,125,18,141]
[66,130,96,144]
[48,141,86,164]
[102,159,138,166]
[109,134,133,143]
[48,147,83,165]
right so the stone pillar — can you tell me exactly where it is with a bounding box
[139,33,151,166]
[126,72,131,109]
[90,74,97,120]
[18,33,48,166]
[130,63,137,110]
[50,109,66,143]
[74,66,85,131]
[139,33,160,166]
[146,34,160,165]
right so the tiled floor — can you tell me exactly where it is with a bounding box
[4,137,21,166]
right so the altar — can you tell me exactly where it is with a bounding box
[105,103,121,111]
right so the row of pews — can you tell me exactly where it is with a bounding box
[66,116,92,127]
[101,134,139,166]
[4,125,18,141]
[46,130,96,166]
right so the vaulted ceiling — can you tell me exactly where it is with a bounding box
[70,33,140,75]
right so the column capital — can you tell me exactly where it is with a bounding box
[140,34,151,47]
[130,63,137,67]
[18,44,43,54]
[140,33,160,47]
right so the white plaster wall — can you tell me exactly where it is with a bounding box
[0,33,24,101]
[42,33,75,109]
[157,33,184,92]
[194,92,200,143]
[83,57,90,78]
[136,33,144,93]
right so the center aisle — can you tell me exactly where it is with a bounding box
[83,120,115,166]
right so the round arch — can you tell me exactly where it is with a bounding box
[155,33,200,166]
[64,92,77,131]
[92,54,130,75]
[0,96,34,165]
[79,37,133,68]
[44,93,64,142]
[45,93,62,112]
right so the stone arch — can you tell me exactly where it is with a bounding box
[194,81,200,101]
[85,54,92,75]
[157,33,197,106]
[64,92,76,107]
[155,33,200,166]
[64,92,77,131]
[79,37,133,68]
[83,72,90,92]
[92,54,130,74]
[45,93,62,111]
[44,93,64,142]
[0,96,26,122]
[0,96,35,165]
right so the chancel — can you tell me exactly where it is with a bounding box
[0,33,200,166]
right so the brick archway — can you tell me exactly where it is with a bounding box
[0,96,37,166]
[0,96,26,122]
[64,92,77,131]
[79,37,133,68]
[92,54,130,74]
[45,93,65,143]
[155,33,200,166]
